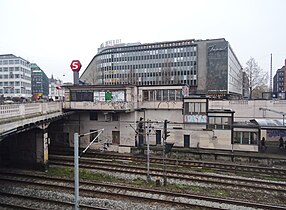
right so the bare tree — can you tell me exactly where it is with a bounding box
[252,84,269,99]
[244,57,268,99]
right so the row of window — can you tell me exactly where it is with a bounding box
[0,59,29,66]
[0,89,31,94]
[104,70,197,79]
[104,79,196,86]
[142,89,182,101]
[0,74,31,79]
[0,81,30,87]
[100,42,196,55]
[208,116,232,129]
[0,81,20,86]
[101,61,197,71]
[0,67,30,73]
[184,102,207,115]
[233,131,258,145]
[98,52,197,64]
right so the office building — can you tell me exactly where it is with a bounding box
[31,63,49,100]
[80,38,244,98]
[0,54,31,99]
[273,59,286,99]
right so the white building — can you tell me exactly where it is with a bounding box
[0,54,32,99]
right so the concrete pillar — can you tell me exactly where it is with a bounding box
[35,129,49,171]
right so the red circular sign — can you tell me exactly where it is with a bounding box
[70,60,82,72]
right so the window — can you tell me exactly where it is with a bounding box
[112,113,119,121]
[153,90,159,100]
[163,90,168,100]
[208,116,231,130]
[143,90,148,101]
[184,102,206,114]
[169,90,175,100]
[233,131,258,145]
[90,112,98,120]
[112,131,120,144]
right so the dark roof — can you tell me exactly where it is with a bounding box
[208,108,235,113]
[233,121,259,128]
[62,84,136,90]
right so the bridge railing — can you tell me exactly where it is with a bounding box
[0,102,62,120]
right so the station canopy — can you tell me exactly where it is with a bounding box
[250,119,286,129]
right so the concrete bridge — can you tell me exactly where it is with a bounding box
[0,102,65,140]
[0,102,69,170]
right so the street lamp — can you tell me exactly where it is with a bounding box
[74,128,104,210]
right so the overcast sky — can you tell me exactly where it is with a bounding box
[0,0,285,84]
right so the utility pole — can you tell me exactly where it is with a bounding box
[162,120,170,186]
[74,129,104,210]
[74,133,79,210]
[146,120,151,182]
[270,53,273,93]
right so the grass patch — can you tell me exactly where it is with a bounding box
[131,178,148,186]
[48,166,74,178]
[192,167,215,173]
[47,166,124,183]
[209,189,228,197]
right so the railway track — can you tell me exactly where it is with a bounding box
[50,155,286,194]
[50,148,286,180]
[0,170,284,210]
[0,190,108,210]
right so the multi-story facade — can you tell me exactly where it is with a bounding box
[242,71,250,98]
[59,84,264,153]
[80,38,243,98]
[31,63,49,100]
[0,54,32,99]
[273,59,285,99]
[49,75,64,101]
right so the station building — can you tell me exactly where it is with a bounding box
[59,84,264,154]
[80,38,244,99]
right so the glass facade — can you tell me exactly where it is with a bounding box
[81,40,198,87]
[31,63,49,99]
[81,38,244,98]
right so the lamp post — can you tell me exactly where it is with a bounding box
[74,128,104,210]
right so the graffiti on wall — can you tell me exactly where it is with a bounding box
[185,115,207,123]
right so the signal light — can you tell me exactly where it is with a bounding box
[163,120,170,140]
